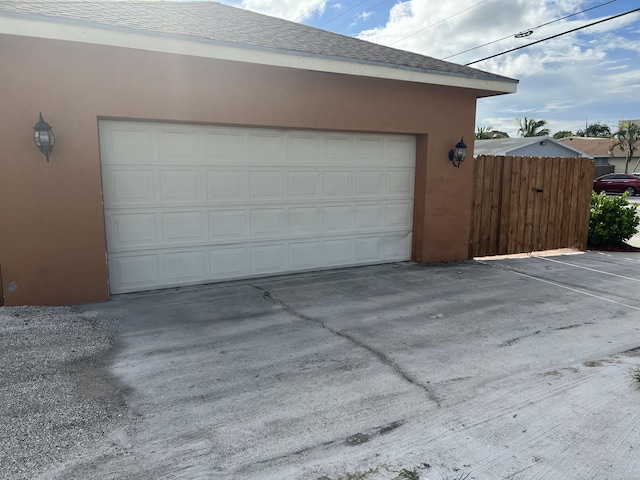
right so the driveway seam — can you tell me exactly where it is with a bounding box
[252,285,442,407]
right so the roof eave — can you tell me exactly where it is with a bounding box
[0,14,518,95]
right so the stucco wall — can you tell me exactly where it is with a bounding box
[0,34,479,305]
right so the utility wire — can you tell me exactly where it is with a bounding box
[388,0,487,46]
[319,0,370,27]
[330,0,392,30]
[443,0,619,60]
[293,0,326,22]
[465,7,640,65]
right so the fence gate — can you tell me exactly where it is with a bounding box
[470,155,595,257]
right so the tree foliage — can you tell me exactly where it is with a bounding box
[476,125,493,139]
[577,122,612,138]
[476,126,509,139]
[517,117,550,137]
[588,191,639,245]
[553,130,574,139]
[609,122,640,173]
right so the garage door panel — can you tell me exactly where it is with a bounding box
[355,237,383,262]
[324,239,354,265]
[164,251,207,283]
[323,206,353,232]
[249,170,284,200]
[104,169,156,205]
[102,125,154,162]
[101,121,415,293]
[287,134,320,164]
[208,210,246,240]
[108,213,158,249]
[207,170,245,201]
[357,137,385,165]
[159,170,203,202]
[325,136,353,163]
[355,204,383,230]
[387,170,414,196]
[250,209,285,238]
[158,129,200,160]
[110,254,159,290]
[388,137,416,165]
[289,207,320,235]
[251,244,286,274]
[204,130,246,163]
[323,171,353,198]
[248,132,283,163]
[385,233,412,259]
[162,212,204,243]
[289,241,321,269]
[356,171,384,196]
[386,203,413,228]
[288,171,320,199]
[210,247,247,279]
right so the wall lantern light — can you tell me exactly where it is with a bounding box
[448,137,467,168]
[33,113,55,162]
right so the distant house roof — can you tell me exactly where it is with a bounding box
[558,137,616,157]
[474,137,590,158]
[0,1,518,96]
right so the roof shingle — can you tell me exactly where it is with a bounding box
[0,1,517,85]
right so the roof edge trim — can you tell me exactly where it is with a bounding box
[0,16,518,95]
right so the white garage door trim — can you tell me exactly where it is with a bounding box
[100,121,416,294]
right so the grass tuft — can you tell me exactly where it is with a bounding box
[630,367,640,387]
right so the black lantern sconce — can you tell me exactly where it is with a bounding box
[33,113,55,162]
[448,137,467,168]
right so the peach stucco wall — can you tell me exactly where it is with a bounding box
[0,34,479,305]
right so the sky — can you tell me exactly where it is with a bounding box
[216,0,640,138]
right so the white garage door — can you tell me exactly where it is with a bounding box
[100,121,415,293]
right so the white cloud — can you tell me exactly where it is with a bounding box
[238,0,327,21]
[353,0,640,137]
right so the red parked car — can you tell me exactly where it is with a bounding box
[593,173,640,196]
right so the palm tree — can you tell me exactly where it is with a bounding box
[517,117,550,137]
[476,125,493,139]
[609,122,640,173]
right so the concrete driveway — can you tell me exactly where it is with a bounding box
[61,251,640,479]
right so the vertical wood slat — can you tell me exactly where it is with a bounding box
[507,156,522,254]
[479,156,496,255]
[471,155,594,257]
[469,155,485,257]
[498,157,512,253]
[536,157,552,251]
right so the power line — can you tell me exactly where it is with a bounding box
[319,0,370,27]
[330,0,392,30]
[388,0,487,46]
[465,7,640,66]
[443,0,619,60]
[293,0,326,22]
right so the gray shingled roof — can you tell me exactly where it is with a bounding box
[474,137,589,157]
[0,1,517,85]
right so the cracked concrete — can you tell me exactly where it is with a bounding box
[22,250,640,479]
[257,285,441,406]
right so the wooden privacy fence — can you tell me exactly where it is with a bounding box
[470,155,595,257]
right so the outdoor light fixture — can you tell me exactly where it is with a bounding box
[448,137,467,168]
[33,112,55,162]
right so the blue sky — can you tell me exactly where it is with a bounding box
[218,0,640,137]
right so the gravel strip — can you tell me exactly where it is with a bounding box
[0,306,128,480]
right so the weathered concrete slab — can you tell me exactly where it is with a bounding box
[21,252,640,479]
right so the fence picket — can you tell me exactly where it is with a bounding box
[471,155,594,257]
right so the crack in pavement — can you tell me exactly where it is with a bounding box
[252,285,441,407]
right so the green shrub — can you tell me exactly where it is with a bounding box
[588,191,639,245]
